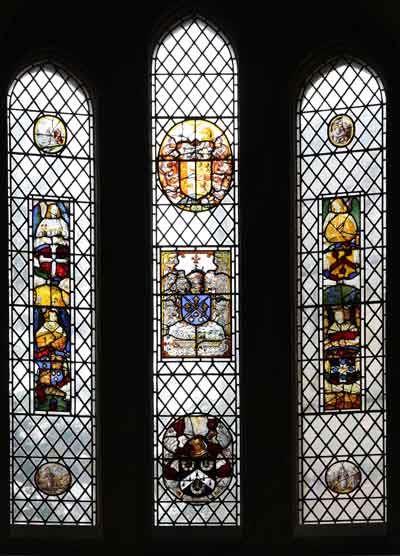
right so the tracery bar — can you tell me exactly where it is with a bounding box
[8,62,96,525]
[297,57,386,523]
[152,16,240,525]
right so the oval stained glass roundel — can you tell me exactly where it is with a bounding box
[328,114,355,147]
[34,462,72,496]
[33,114,67,153]
[325,461,361,494]
[158,119,233,212]
[162,414,233,503]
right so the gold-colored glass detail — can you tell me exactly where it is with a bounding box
[33,115,67,154]
[328,114,355,147]
[158,119,233,212]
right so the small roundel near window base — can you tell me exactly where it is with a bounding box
[328,114,355,147]
[325,461,361,494]
[162,414,233,503]
[34,462,72,496]
[158,119,233,212]
[33,114,67,154]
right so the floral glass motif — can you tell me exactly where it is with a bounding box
[325,461,362,495]
[161,250,231,358]
[34,462,72,496]
[328,114,355,147]
[297,58,386,524]
[33,115,67,154]
[323,196,361,411]
[158,120,233,212]
[152,16,239,526]
[9,62,96,525]
[162,415,233,503]
[33,200,71,412]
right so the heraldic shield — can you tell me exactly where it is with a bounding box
[181,294,211,325]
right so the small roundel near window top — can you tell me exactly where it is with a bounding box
[325,460,361,494]
[328,114,355,147]
[158,119,233,212]
[34,462,72,496]
[33,114,67,154]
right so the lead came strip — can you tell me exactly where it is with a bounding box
[152,17,240,526]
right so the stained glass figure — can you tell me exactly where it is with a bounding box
[161,250,231,358]
[158,120,233,211]
[33,115,67,153]
[153,16,239,526]
[162,415,233,503]
[322,197,361,411]
[325,461,361,494]
[328,114,355,147]
[9,62,96,525]
[34,462,72,496]
[33,200,71,412]
[297,58,386,523]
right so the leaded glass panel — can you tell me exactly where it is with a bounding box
[9,62,96,525]
[297,57,386,523]
[152,16,240,526]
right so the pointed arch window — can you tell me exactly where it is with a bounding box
[8,62,97,525]
[296,57,386,524]
[151,16,240,526]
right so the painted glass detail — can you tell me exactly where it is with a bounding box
[328,114,355,147]
[297,58,386,523]
[9,62,96,525]
[323,196,361,411]
[161,250,231,358]
[158,119,233,211]
[33,115,67,154]
[325,461,362,494]
[162,415,233,503]
[152,17,240,526]
[33,200,71,412]
[34,462,72,496]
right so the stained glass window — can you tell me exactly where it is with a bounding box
[297,57,386,523]
[152,16,240,525]
[8,62,96,525]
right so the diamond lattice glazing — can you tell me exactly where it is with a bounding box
[9,62,96,525]
[297,57,386,524]
[152,17,240,526]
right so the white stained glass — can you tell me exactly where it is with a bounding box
[152,17,240,526]
[297,58,386,524]
[8,63,96,525]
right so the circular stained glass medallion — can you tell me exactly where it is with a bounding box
[162,414,233,503]
[33,115,67,154]
[325,460,361,494]
[158,119,233,212]
[34,462,72,496]
[328,114,355,147]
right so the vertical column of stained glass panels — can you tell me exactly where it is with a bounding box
[152,17,240,525]
[8,62,96,525]
[297,58,386,523]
